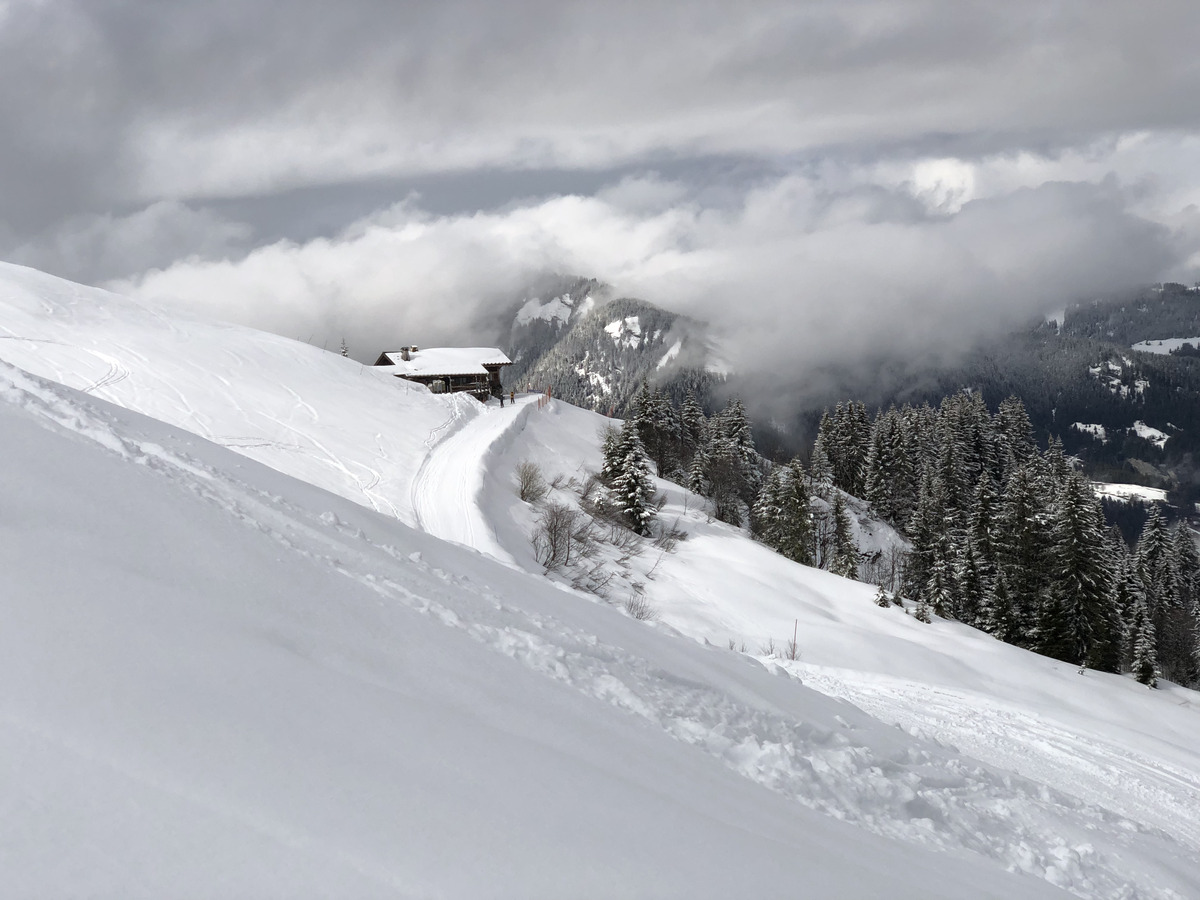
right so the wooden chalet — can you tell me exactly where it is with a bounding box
[372,345,512,401]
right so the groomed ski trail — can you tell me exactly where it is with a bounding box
[410,394,539,563]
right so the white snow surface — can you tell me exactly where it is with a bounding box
[656,338,683,369]
[515,293,577,326]
[604,315,643,348]
[1,262,1199,897]
[1133,420,1170,448]
[1131,337,1200,355]
[1091,481,1169,504]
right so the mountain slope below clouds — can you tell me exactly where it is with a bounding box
[502,278,720,414]
[0,360,1070,899]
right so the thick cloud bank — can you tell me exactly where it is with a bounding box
[120,171,1184,406]
[5,0,1200,406]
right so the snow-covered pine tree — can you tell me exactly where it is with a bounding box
[700,434,744,526]
[686,446,708,496]
[903,470,945,599]
[808,437,834,498]
[600,425,624,482]
[994,461,1050,647]
[779,460,815,566]
[993,395,1037,480]
[844,401,872,497]
[864,407,915,527]
[610,426,656,536]
[1039,437,1072,503]
[829,492,859,580]
[1039,473,1120,672]
[1135,506,1173,607]
[752,467,785,545]
[679,389,707,466]
[952,534,988,627]
[979,569,1016,642]
[874,583,891,608]
[715,398,760,498]
[1171,524,1200,610]
[1128,594,1160,687]
[924,533,955,618]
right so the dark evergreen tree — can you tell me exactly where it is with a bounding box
[753,460,816,566]
[1128,594,1160,687]
[701,434,746,526]
[610,426,656,536]
[904,471,946,600]
[829,493,859,580]
[864,407,916,526]
[679,389,707,465]
[994,462,1050,647]
[1039,474,1120,671]
[752,466,786,546]
[600,425,623,481]
[874,583,891,608]
[979,569,1017,642]
[953,534,988,627]
[808,437,834,497]
[993,395,1037,479]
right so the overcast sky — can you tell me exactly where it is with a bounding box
[4,0,1200,387]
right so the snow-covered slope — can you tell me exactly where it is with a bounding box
[0,262,485,528]
[1,262,1199,897]
[0,361,1070,898]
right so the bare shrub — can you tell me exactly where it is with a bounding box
[516,460,548,503]
[759,637,777,657]
[860,545,907,594]
[532,502,583,569]
[624,589,658,621]
[785,635,799,661]
[652,517,688,551]
[644,551,667,580]
[572,563,614,596]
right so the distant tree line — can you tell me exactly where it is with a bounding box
[812,391,1200,687]
[599,375,1200,688]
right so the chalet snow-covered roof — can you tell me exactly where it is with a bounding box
[375,347,511,378]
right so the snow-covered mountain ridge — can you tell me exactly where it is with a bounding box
[501,276,721,416]
[1,261,1198,897]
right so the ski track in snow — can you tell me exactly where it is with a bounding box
[409,395,537,562]
[798,668,1200,850]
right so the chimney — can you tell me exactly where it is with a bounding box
[411,345,419,353]
[399,347,410,361]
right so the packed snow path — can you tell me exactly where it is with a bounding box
[409,394,540,563]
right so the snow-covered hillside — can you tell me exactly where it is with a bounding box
[1,262,1199,897]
